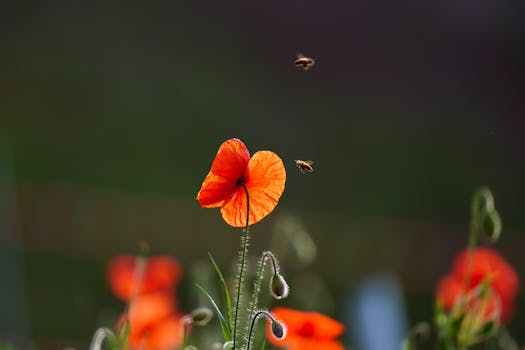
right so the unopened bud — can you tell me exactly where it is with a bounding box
[271,320,287,339]
[482,209,502,243]
[184,346,197,350]
[222,341,233,350]
[190,307,213,326]
[410,322,430,344]
[210,343,222,350]
[270,273,289,300]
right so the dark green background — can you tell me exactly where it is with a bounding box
[1,1,524,348]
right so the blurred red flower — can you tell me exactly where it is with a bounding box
[436,248,520,323]
[123,292,184,350]
[267,307,345,350]
[196,138,286,227]
[107,255,182,301]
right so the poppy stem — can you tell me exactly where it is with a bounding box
[89,328,116,350]
[464,187,493,292]
[246,310,276,350]
[246,251,281,346]
[233,183,250,350]
[180,316,192,350]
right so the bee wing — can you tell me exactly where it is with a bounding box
[297,52,305,59]
[304,160,315,165]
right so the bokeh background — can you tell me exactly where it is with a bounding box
[1,0,524,349]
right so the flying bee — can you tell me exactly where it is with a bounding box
[294,160,314,174]
[294,53,315,71]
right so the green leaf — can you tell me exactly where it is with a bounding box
[111,309,130,350]
[208,252,233,330]
[260,338,266,350]
[195,283,231,341]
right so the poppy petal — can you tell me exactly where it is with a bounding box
[127,292,175,336]
[268,307,345,349]
[145,256,183,293]
[271,307,308,333]
[197,138,250,208]
[452,248,519,300]
[435,273,463,310]
[146,314,184,350]
[107,255,182,301]
[308,312,345,339]
[221,150,286,227]
[290,339,345,350]
[197,172,234,208]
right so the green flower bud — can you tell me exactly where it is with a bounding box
[270,273,289,300]
[482,209,502,243]
[190,307,213,326]
[271,320,287,339]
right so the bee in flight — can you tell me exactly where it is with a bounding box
[294,53,315,71]
[294,160,314,173]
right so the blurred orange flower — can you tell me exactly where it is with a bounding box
[267,307,345,350]
[436,248,520,323]
[107,255,182,301]
[197,138,286,227]
[124,293,184,350]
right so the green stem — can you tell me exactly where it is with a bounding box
[247,311,275,350]
[247,251,278,340]
[181,320,188,350]
[233,183,250,350]
[464,187,492,292]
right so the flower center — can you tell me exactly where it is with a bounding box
[236,176,246,186]
[297,320,316,338]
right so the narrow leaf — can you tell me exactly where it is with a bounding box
[208,252,233,330]
[195,283,231,341]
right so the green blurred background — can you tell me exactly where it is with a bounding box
[1,0,524,349]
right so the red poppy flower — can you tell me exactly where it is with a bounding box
[435,248,520,323]
[267,307,345,350]
[123,293,184,350]
[196,138,286,227]
[108,255,182,301]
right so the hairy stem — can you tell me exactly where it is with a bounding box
[464,187,492,291]
[233,183,250,350]
[246,251,280,348]
[247,311,275,350]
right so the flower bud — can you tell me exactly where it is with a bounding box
[190,307,213,326]
[271,320,287,339]
[482,209,502,243]
[270,273,289,300]
[410,322,431,343]
[222,341,233,350]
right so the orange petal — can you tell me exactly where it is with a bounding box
[107,255,137,300]
[269,307,345,346]
[197,139,250,207]
[289,339,345,350]
[146,314,184,350]
[127,292,175,336]
[307,312,345,339]
[221,150,286,227]
[271,307,309,333]
[144,256,182,293]
[107,255,182,301]
[453,248,519,301]
[435,273,463,310]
